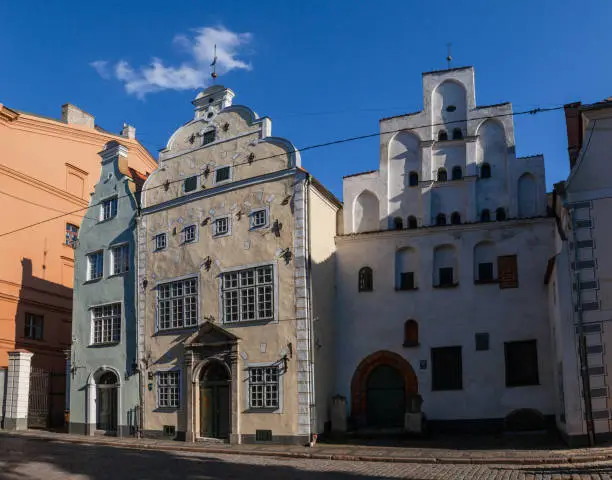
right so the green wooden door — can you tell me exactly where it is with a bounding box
[366,365,405,427]
[200,384,230,438]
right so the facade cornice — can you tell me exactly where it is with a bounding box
[0,104,20,123]
[0,291,72,313]
[0,278,73,301]
[335,216,554,245]
[0,163,89,208]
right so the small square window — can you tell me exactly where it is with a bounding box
[183,176,198,193]
[65,223,79,248]
[439,267,454,286]
[475,333,489,351]
[215,166,231,184]
[251,209,267,229]
[24,313,44,340]
[202,130,216,146]
[213,217,230,237]
[183,225,197,244]
[478,263,494,282]
[100,197,117,221]
[399,272,415,290]
[154,233,167,251]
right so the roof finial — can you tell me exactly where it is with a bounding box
[446,43,453,69]
[210,44,218,82]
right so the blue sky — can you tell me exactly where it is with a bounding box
[1,0,610,199]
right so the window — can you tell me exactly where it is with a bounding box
[91,303,121,344]
[496,208,507,221]
[409,171,419,187]
[87,251,104,280]
[222,266,274,323]
[498,255,518,289]
[111,244,129,275]
[202,129,216,146]
[249,366,279,409]
[438,130,448,141]
[431,346,462,390]
[215,166,231,183]
[404,320,418,347]
[100,197,117,221]
[478,262,494,282]
[451,166,462,180]
[407,216,418,229]
[158,278,198,330]
[65,223,79,248]
[399,272,415,290]
[451,212,461,225]
[393,217,403,230]
[481,163,491,179]
[213,217,230,237]
[481,209,491,222]
[182,225,197,244]
[24,313,43,340]
[358,267,373,292]
[439,267,454,286]
[475,333,490,351]
[183,175,198,193]
[250,209,268,229]
[452,128,463,140]
[157,371,180,408]
[437,168,447,182]
[154,233,167,251]
[435,213,446,226]
[505,340,539,387]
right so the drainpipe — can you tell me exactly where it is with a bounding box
[568,207,595,446]
[136,216,146,438]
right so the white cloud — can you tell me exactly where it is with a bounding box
[91,26,253,99]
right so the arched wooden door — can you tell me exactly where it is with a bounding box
[200,362,230,439]
[96,371,118,433]
[366,365,405,427]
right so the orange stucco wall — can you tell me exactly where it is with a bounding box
[0,104,156,371]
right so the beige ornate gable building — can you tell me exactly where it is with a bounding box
[137,85,340,443]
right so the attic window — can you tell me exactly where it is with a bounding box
[202,130,216,146]
[446,105,457,112]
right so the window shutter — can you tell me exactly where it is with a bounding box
[498,255,518,289]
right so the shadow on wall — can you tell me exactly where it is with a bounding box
[0,434,391,480]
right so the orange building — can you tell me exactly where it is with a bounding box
[0,102,156,424]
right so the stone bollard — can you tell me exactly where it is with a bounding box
[331,395,347,434]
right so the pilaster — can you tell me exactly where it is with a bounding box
[4,350,33,431]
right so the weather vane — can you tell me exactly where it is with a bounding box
[446,43,453,69]
[210,44,218,82]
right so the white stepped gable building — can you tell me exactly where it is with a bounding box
[335,66,556,432]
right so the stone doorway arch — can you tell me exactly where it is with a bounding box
[351,350,418,427]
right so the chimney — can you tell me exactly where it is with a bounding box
[61,104,95,129]
[120,123,136,140]
[564,102,583,170]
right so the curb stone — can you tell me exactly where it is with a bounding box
[6,432,612,466]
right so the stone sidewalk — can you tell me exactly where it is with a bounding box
[4,430,612,465]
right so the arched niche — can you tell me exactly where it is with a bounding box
[353,190,380,233]
[518,173,537,217]
[432,80,468,136]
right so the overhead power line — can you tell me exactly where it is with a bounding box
[0,105,565,240]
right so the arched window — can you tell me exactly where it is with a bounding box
[481,163,491,179]
[481,209,491,222]
[404,320,419,347]
[396,247,418,290]
[407,216,418,229]
[437,168,447,182]
[474,241,496,283]
[496,208,507,221]
[393,217,403,230]
[451,212,461,225]
[452,128,463,140]
[436,213,446,226]
[438,130,448,141]
[433,244,457,287]
[358,267,373,292]
[409,171,419,187]
[452,166,462,180]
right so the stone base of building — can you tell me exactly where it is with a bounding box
[240,434,310,446]
[69,422,134,438]
[558,428,612,447]
[3,417,27,431]
[427,415,556,434]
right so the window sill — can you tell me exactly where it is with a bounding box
[249,224,269,231]
[213,232,231,239]
[431,387,463,391]
[97,217,116,225]
[358,289,373,293]
[433,283,459,289]
[402,342,419,348]
[505,383,540,388]
[244,407,281,414]
[88,342,120,348]
[474,279,499,285]
[153,247,167,253]
[108,271,129,279]
[223,318,277,328]
[84,278,103,285]
[23,337,44,342]
[153,407,180,412]
[395,287,418,292]
[155,326,199,336]
[63,243,77,250]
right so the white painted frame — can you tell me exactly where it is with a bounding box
[153,232,168,252]
[181,224,198,245]
[86,365,122,436]
[109,242,129,277]
[212,214,232,238]
[155,368,182,409]
[88,301,123,346]
[249,207,269,230]
[154,273,200,333]
[243,361,284,413]
[99,195,118,222]
[213,165,232,185]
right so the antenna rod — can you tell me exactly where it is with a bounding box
[446,43,453,69]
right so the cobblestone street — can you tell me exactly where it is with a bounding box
[4,435,612,479]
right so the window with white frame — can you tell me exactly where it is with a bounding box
[157,371,180,408]
[249,366,279,409]
[182,225,197,244]
[91,303,121,344]
[87,251,104,280]
[213,216,230,237]
[250,209,267,229]
[111,244,129,275]
[215,166,231,184]
[222,265,274,323]
[100,197,118,221]
[154,233,167,251]
[158,278,198,330]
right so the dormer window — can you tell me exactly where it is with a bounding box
[202,129,216,146]
[438,130,448,141]
[452,128,463,140]
[437,168,447,182]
